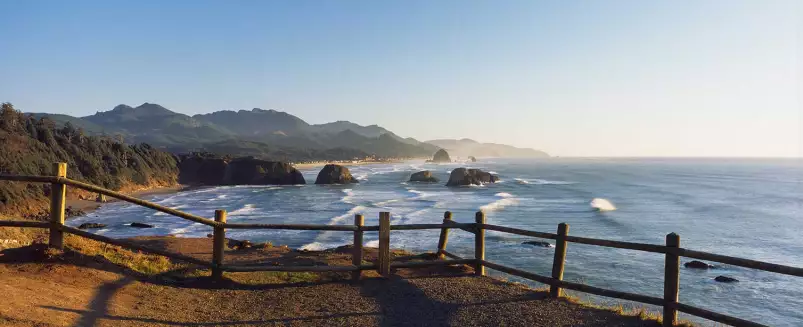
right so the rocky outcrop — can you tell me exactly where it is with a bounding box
[178,155,305,185]
[78,223,107,229]
[431,149,451,163]
[409,171,438,183]
[130,222,153,228]
[468,156,477,162]
[684,260,715,269]
[714,276,738,283]
[315,164,358,184]
[522,241,553,248]
[224,158,305,185]
[446,168,499,186]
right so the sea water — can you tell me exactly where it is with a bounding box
[68,158,803,326]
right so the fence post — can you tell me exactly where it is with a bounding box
[474,211,485,276]
[378,212,391,276]
[436,211,453,259]
[352,214,364,282]
[663,233,680,327]
[550,222,569,298]
[212,209,227,280]
[48,162,67,250]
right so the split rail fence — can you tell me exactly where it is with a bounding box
[1,163,802,327]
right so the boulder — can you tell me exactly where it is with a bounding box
[315,164,359,184]
[714,276,739,283]
[178,154,305,185]
[432,149,451,163]
[129,222,154,228]
[684,260,715,269]
[446,168,499,186]
[78,223,107,229]
[409,171,439,183]
[468,156,477,162]
[522,241,553,248]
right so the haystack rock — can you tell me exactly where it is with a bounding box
[432,149,451,163]
[315,164,359,184]
[446,168,499,186]
[409,171,439,183]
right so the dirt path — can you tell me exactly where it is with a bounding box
[0,239,667,327]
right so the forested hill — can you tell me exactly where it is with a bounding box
[0,103,178,215]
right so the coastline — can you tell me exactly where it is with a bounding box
[66,185,188,216]
[293,160,408,170]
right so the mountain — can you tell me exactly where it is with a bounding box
[425,138,549,158]
[28,103,438,160]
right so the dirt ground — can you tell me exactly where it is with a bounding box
[0,237,669,327]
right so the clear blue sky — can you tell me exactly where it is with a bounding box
[1,0,799,157]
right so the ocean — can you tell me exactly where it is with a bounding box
[68,158,803,326]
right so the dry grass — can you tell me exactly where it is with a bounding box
[63,234,175,275]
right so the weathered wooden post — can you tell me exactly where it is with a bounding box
[663,233,680,327]
[212,209,227,280]
[352,214,364,282]
[474,211,486,276]
[49,162,67,250]
[436,211,453,259]
[378,212,391,276]
[550,223,569,298]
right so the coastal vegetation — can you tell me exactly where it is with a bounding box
[0,103,178,215]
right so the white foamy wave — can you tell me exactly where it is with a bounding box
[341,189,354,204]
[480,197,518,212]
[230,204,257,216]
[365,240,380,248]
[326,206,366,225]
[299,242,326,251]
[514,178,530,185]
[488,171,498,174]
[353,173,368,181]
[591,198,617,211]
[495,192,514,198]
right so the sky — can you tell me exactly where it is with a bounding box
[0,0,800,157]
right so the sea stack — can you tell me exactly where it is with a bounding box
[446,168,499,186]
[409,170,439,183]
[432,149,451,163]
[315,164,359,184]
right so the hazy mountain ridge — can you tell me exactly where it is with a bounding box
[425,138,549,158]
[27,103,546,160]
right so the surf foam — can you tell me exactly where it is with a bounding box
[590,198,617,211]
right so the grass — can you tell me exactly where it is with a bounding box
[225,271,321,284]
[63,234,174,275]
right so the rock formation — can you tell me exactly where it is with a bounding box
[315,164,359,184]
[178,155,305,185]
[684,260,715,269]
[409,171,439,183]
[431,149,451,163]
[446,168,499,186]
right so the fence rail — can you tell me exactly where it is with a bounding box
[1,164,800,327]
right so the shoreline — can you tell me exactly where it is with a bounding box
[67,185,188,216]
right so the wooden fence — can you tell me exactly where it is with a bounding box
[1,163,802,327]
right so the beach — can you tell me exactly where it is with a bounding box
[66,185,187,215]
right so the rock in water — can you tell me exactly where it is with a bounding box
[315,164,359,184]
[714,276,739,283]
[522,241,553,248]
[684,260,715,269]
[468,156,477,162]
[129,222,154,228]
[432,149,451,163]
[409,171,439,183]
[78,223,107,229]
[446,168,499,186]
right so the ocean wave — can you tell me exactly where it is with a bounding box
[326,206,366,226]
[230,204,257,216]
[480,197,518,212]
[365,240,379,248]
[341,189,354,204]
[514,177,574,185]
[299,242,326,251]
[495,192,513,198]
[591,198,617,211]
